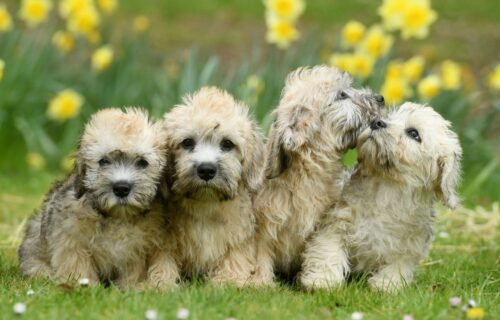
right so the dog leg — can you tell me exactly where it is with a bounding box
[249,236,276,286]
[147,249,180,289]
[211,240,256,287]
[368,259,416,293]
[116,259,147,290]
[51,243,99,285]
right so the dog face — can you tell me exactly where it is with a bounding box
[76,108,167,216]
[266,65,385,178]
[358,102,462,209]
[163,87,265,201]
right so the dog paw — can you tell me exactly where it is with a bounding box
[300,271,344,291]
[368,276,403,293]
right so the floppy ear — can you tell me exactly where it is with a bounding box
[73,155,87,199]
[242,123,266,192]
[438,151,462,209]
[264,104,315,179]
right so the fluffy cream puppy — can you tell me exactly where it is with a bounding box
[252,66,385,285]
[156,87,265,287]
[300,102,462,292]
[19,108,170,289]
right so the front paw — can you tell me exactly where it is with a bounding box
[147,270,180,290]
[300,269,345,291]
[368,275,405,293]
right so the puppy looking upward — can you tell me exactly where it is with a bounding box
[19,108,170,289]
[300,102,462,292]
[157,87,265,287]
[252,66,385,286]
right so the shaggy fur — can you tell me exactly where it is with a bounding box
[18,108,170,289]
[251,65,385,285]
[154,87,265,287]
[300,102,462,292]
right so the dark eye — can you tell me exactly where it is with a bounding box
[136,158,149,169]
[98,158,111,166]
[181,138,195,151]
[337,91,349,100]
[221,139,235,152]
[406,128,421,143]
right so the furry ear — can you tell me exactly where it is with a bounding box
[73,156,87,199]
[264,121,290,179]
[438,151,462,209]
[242,123,266,192]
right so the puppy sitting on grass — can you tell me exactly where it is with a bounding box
[19,108,170,289]
[155,87,265,287]
[300,102,462,292]
[252,66,385,286]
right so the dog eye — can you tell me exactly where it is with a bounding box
[181,138,195,151]
[406,128,421,143]
[98,158,111,166]
[220,139,235,152]
[136,158,149,169]
[337,91,349,100]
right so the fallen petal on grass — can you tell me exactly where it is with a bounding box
[144,309,158,320]
[351,311,363,320]
[78,278,90,286]
[176,308,190,319]
[13,302,26,315]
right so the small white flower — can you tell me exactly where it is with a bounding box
[449,296,461,307]
[438,231,450,238]
[13,302,27,315]
[225,318,237,320]
[144,309,158,320]
[403,315,414,320]
[176,308,190,319]
[351,311,363,320]
[26,289,35,296]
[78,278,90,286]
[467,299,477,308]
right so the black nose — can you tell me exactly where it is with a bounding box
[374,95,385,106]
[371,120,387,130]
[113,181,132,198]
[197,163,217,181]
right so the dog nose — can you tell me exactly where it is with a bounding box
[371,120,387,130]
[197,163,217,181]
[113,181,132,198]
[374,95,385,106]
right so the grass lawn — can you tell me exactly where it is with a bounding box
[0,172,498,319]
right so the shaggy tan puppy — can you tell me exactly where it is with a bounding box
[300,102,462,292]
[19,108,170,289]
[155,87,265,287]
[251,66,385,285]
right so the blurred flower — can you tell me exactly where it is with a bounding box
[440,60,461,90]
[48,89,84,121]
[78,277,90,286]
[403,56,425,83]
[449,297,461,307]
[0,59,4,81]
[133,15,150,33]
[96,0,117,14]
[385,60,404,81]
[359,25,393,59]
[466,307,485,319]
[91,45,113,71]
[59,0,93,18]
[378,0,406,31]
[67,4,100,36]
[418,74,441,100]
[85,29,101,44]
[246,74,265,96]
[145,309,158,320]
[266,18,299,49]
[176,308,190,319]
[348,53,375,78]
[19,0,53,27]
[341,20,366,48]
[26,152,46,170]
[61,154,75,172]
[351,312,363,320]
[265,0,305,22]
[381,77,411,105]
[401,0,437,39]
[329,53,351,73]
[0,4,13,32]
[487,64,500,91]
[402,315,414,320]
[52,31,75,54]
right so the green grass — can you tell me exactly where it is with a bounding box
[1,173,499,319]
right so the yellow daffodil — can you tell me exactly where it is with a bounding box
[265,0,304,22]
[341,20,366,48]
[67,4,100,36]
[401,0,437,39]
[381,77,411,105]
[418,74,441,100]
[85,29,101,44]
[26,152,46,170]
[348,53,375,78]
[92,45,114,71]
[246,75,265,95]
[440,60,461,90]
[61,154,75,172]
[377,0,407,31]
[52,31,75,54]
[359,25,393,59]
[133,15,150,33]
[48,89,84,121]
[96,0,117,14]
[403,56,425,83]
[329,53,350,72]
[385,60,404,81]
[466,307,485,320]
[0,59,4,81]
[19,0,53,27]
[266,18,300,49]
[59,0,93,18]
[0,4,13,32]
[487,64,500,91]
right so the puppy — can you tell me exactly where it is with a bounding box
[252,65,385,285]
[19,108,170,289]
[300,102,462,292]
[156,87,265,287]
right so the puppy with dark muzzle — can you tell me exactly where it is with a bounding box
[300,102,462,292]
[18,108,172,289]
[153,87,265,287]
